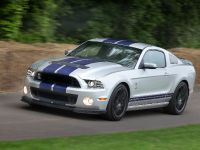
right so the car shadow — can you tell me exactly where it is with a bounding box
[125,108,165,118]
[19,104,105,121]
[18,102,165,121]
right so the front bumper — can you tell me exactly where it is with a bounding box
[22,76,109,114]
[21,96,106,114]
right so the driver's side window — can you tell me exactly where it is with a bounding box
[143,50,166,68]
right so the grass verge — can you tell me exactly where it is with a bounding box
[0,124,200,150]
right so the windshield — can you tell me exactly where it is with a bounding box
[69,41,142,68]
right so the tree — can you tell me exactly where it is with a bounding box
[0,0,27,40]
[19,0,56,42]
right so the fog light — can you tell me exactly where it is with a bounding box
[23,86,28,94]
[83,97,94,106]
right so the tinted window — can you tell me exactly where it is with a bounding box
[143,50,166,68]
[169,54,178,64]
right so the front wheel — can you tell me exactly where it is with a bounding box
[105,84,129,121]
[165,82,189,115]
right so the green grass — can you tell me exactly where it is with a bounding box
[1,124,200,150]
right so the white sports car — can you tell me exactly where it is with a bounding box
[22,38,196,121]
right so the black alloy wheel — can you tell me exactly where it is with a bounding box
[105,84,129,121]
[165,82,189,115]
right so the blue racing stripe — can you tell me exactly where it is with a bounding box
[117,40,134,46]
[51,57,81,64]
[103,38,121,43]
[57,58,101,75]
[39,82,52,90]
[43,57,80,73]
[103,39,135,46]
[43,63,62,73]
[39,58,85,91]
[56,66,77,75]
[53,84,67,93]
[62,57,80,62]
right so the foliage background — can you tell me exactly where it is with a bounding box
[0,0,200,48]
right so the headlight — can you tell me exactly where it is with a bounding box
[27,67,36,78]
[85,80,104,89]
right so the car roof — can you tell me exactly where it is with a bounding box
[88,38,162,50]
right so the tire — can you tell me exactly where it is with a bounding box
[105,84,129,121]
[165,82,189,115]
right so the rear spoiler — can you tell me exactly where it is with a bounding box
[179,58,193,66]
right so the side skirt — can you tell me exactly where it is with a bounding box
[127,94,173,111]
[127,101,169,111]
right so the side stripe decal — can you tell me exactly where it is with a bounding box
[130,93,173,102]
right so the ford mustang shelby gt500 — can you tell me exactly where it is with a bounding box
[21,38,196,121]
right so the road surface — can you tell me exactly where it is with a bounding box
[0,86,199,140]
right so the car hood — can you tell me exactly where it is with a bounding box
[32,56,130,79]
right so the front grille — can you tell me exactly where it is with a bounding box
[30,87,78,105]
[34,72,80,88]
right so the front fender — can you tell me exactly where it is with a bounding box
[100,73,133,100]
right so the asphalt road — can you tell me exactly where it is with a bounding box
[0,86,199,141]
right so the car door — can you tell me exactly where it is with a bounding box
[133,49,171,97]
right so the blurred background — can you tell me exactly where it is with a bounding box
[0,0,200,92]
[0,0,200,48]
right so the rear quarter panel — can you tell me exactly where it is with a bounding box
[167,64,196,94]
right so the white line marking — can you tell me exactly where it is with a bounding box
[114,40,124,44]
[54,65,66,73]
[70,59,89,63]
[51,84,55,91]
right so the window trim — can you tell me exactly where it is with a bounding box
[139,49,167,69]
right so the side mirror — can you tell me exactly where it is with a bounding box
[142,63,157,69]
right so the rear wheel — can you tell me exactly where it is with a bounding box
[165,82,189,115]
[105,84,128,121]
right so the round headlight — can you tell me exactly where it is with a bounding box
[85,80,104,88]
[88,81,95,87]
